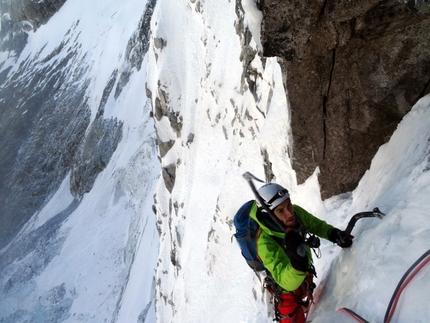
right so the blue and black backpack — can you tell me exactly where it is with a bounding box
[233,200,266,272]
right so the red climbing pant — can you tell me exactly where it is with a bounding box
[277,292,306,323]
[276,275,314,323]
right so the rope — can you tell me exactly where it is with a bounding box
[336,248,430,323]
[384,248,430,323]
[338,308,370,323]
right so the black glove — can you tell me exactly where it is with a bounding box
[284,230,309,272]
[306,235,321,249]
[289,252,309,272]
[283,230,305,253]
[328,228,354,248]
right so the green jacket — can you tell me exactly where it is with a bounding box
[249,201,334,291]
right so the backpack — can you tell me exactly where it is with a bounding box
[233,200,265,272]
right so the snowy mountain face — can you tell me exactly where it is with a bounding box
[1,0,159,321]
[1,1,430,323]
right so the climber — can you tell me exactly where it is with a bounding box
[250,182,353,323]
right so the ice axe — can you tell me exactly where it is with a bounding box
[242,172,287,231]
[344,207,385,236]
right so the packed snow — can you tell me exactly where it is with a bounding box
[1,0,429,322]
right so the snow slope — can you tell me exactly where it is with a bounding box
[310,95,430,323]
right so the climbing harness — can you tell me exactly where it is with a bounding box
[264,274,315,323]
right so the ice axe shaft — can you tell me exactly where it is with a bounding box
[344,207,385,236]
[242,172,286,231]
[242,172,265,183]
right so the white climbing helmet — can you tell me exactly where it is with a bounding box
[257,183,290,211]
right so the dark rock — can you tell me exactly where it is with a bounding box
[186,133,195,146]
[70,116,123,197]
[259,0,430,198]
[162,164,176,193]
[261,149,275,183]
[154,37,167,50]
[98,69,119,117]
[153,85,183,137]
[0,0,67,31]
[168,111,183,137]
[154,87,169,120]
[114,0,157,98]
[158,140,176,158]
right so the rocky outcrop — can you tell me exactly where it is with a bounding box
[259,0,430,198]
[0,0,67,31]
[0,0,68,84]
[70,117,123,197]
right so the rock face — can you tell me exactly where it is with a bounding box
[0,0,67,31]
[0,0,68,83]
[259,0,430,198]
